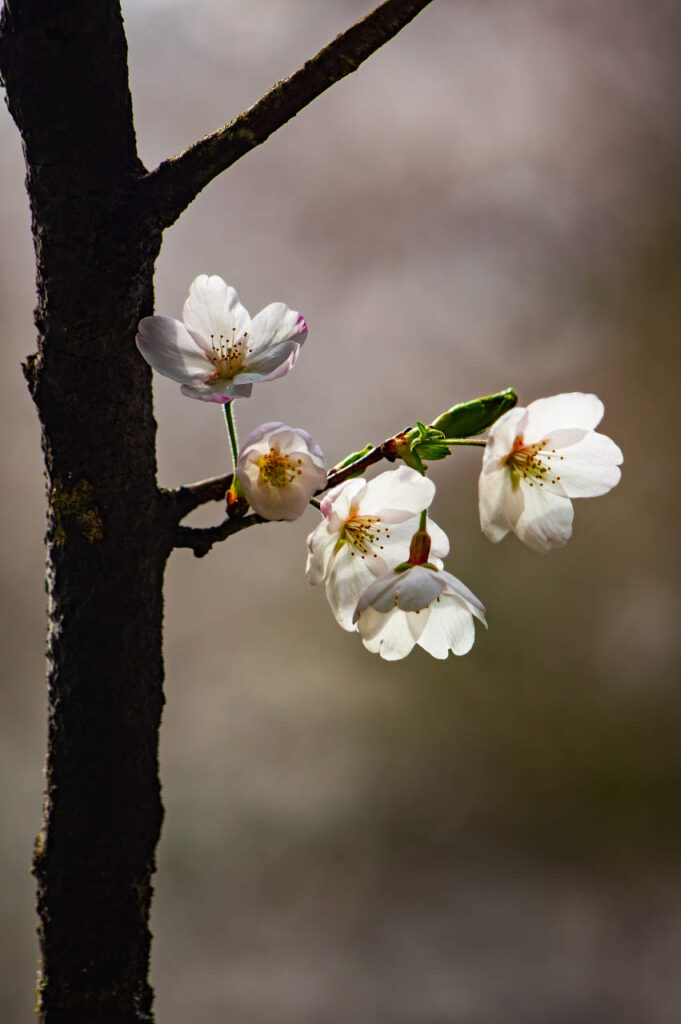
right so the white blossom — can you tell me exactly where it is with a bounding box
[136,274,307,403]
[306,466,448,630]
[236,422,327,521]
[479,393,622,552]
[353,564,487,661]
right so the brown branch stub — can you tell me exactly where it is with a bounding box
[174,512,266,557]
[166,473,233,521]
[142,0,436,228]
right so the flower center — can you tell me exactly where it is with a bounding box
[258,448,303,489]
[342,513,390,558]
[206,329,252,381]
[505,434,564,488]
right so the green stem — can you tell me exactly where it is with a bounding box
[418,508,428,532]
[223,402,239,472]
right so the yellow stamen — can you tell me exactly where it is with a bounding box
[258,448,303,488]
[342,513,390,559]
[206,328,252,382]
[505,434,564,489]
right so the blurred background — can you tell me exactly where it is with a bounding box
[2,0,681,1020]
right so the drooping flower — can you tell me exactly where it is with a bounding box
[479,393,623,552]
[236,422,327,521]
[306,466,449,630]
[353,564,487,661]
[136,274,307,403]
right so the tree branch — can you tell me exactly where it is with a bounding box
[169,436,401,555]
[165,473,233,521]
[174,512,266,557]
[141,0,436,228]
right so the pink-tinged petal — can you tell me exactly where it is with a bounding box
[247,303,307,360]
[478,465,513,543]
[136,316,211,384]
[182,275,250,353]
[320,477,366,522]
[358,466,435,518]
[238,342,300,381]
[306,519,338,586]
[514,483,574,552]
[418,599,476,658]
[524,393,604,441]
[551,431,623,498]
[326,546,380,631]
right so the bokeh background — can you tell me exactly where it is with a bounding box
[2,1,681,1020]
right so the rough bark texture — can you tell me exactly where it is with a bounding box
[0,2,167,1020]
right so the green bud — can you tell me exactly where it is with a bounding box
[430,387,517,438]
[330,444,374,479]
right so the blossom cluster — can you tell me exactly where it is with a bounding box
[137,275,623,661]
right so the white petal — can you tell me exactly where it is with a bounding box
[179,380,251,402]
[182,275,251,353]
[306,519,338,586]
[377,517,423,566]
[427,518,450,560]
[514,483,574,552]
[524,393,604,441]
[440,571,488,624]
[326,546,379,631]
[418,598,476,658]
[358,466,435,519]
[355,567,444,616]
[136,316,211,384]
[478,465,513,543]
[549,431,623,498]
[357,606,426,660]
[246,303,307,362]
[381,566,446,612]
[484,407,528,460]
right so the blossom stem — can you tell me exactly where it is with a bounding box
[223,402,240,473]
[309,497,322,510]
[442,439,487,447]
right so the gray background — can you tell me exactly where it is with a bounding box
[2,1,680,1021]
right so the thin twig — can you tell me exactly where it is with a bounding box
[141,0,436,228]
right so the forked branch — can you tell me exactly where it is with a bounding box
[141,0,436,228]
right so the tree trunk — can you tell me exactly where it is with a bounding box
[0,2,167,1020]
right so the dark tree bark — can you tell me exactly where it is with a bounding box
[0,0,435,1020]
[0,2,167,1021]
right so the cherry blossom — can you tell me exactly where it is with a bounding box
[479,392,622,552]
[306,466,449,630]
[353,564,487,661]
[236,422,327,521]
[136,274,307,403]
